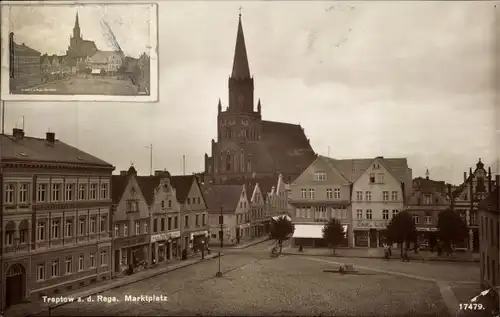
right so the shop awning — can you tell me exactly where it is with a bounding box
[293,224,324,239]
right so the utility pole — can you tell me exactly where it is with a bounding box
[216,205,223,277]
[146,144,153,176]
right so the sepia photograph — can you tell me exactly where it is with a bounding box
[0,1,499,317]
[0,1,158,102]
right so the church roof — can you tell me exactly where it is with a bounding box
[231,14,251,79]
[201,184,243,213]
[67,39,98,59]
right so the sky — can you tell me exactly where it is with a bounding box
[7,3,154,58]
[2,1,499,185]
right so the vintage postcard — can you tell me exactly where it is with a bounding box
[0,1,158,102]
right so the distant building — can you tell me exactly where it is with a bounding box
[66,12,98,69]
[9,33,42,90]
[40,54,71,80]
[406,170,451,250]
[137,53,150,94]
[86,51,124,75]
[0,128,114,310]
[477,175,500,289]
[203,14,316,185]
[452,159,496,251]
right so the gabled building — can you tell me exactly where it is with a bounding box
[246,182,267,239]
[289,156,351,248]
[0,128,114,310]
[87,51,124,75]
[203,14,316,185]
[135,171,182,264]
[452,159,496,251]
[202,184,249,245]
[110,166,150,277]
[477,175,500,289]
[9,33,42,91]
[406,170,451,250]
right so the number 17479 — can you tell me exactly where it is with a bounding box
[459,303,484,311]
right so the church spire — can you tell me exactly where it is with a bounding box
[73,12,81,39]
[231,10,250,79]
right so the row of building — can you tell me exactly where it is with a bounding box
[0,128,288,310]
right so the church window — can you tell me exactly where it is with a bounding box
[247,159,252,172]
[240,150,245,172]
[226,151,231,172]
[234,150,239,172]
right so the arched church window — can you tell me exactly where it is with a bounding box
[240,149,245,172]
[226,150,231,172]
[247,159,252,172]
[234,150,239,172]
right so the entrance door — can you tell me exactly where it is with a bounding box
[5,263,25,307]
[369,229,378,248]
[114,250,120,273]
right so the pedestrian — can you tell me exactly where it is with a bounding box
[298,244,303,252]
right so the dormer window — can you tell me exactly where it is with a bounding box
[369,173,375,184]
[373,163,380,169]
[131,187,136,197]
[314,171,327,181]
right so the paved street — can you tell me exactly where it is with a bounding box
[35,241,473,317]
[18,77,140,96]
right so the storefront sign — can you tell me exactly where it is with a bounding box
[416,227,438,232]
[354,220,389,229]
[120,235,149,247]
[240,223,250,229]
[151,231,181,243]
[190,230,208,239]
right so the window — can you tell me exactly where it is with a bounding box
[382,210,389,220]
[334,188,340,199]
[114,224,119,237]
[51,260,59,277]
[19,228,28,243]
[168,217,172,230]
[168,200,172,208]
[392,210,399,218]
[377,173,385,183]
[5,183,14,204]
[369,173,375,183]
[365,191,371,201]
[144,222,149,233]
[383,191,389,201]
[161,200,165,208]
[100,216,107,233]
[308,189,315,199]
[90,183,97,200]
[391,191,398,201]
[425,216,431,224]
[197,197,201,204]
[78,255,84,271]
[90,217,96,234]
[100,183,108,200]
[356,191,363,200]
[78,184,86,200]
[65,257,72,274]
[366,209,372,220]
[51,219,60,239]
[153,219,158,232]
[160,218,165,231]
[185,215,189,228]
[37,221,45,241]
[373,163,380,169]
[37,264,45,281]
[19,184,28,203]
[5,230,13,245]
[124,224,128,236]
[202,214,206,226]
[314,171,327,181]
[413,215,419,224]
[37,184,47,202]
[90,253,96,268]
[65,184,74,201]
[195,214,199,226]
[65,219,73,237]
[326,188,333,199]
[100,250,107,266]
[127,200,138,212]
[356,209,363,220]
[301,189,307,199]
[51,183,61,202]
[79,219,85,236]
[135,221,140,235]
[187,197,191,204]
[423,194,431,205]
[174,216,178,229]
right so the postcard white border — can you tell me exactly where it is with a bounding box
[0,1,158,102]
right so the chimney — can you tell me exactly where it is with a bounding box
[12,128,24,139]
[46,132,55,143]
[120,170,127,176]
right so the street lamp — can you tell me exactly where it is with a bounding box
[216,205,223,277]
[201,240,205,260]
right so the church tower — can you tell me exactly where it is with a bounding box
[73,12,81,41]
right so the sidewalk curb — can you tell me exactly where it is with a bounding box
[282,252,479,263]
[21,254,224,317]
[225,237,271,250]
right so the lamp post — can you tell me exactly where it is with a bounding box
[201,240,205,260]
[215,205,223,277]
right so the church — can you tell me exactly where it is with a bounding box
[204,14,316,185]
[66,12,98,68]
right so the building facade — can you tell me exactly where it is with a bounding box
[350,157,410,248]
[203,14,316,185]
[406,171,451,250]
[477,175,500,290]
[289,156,351,248]
[110,167,150,277]
[9,33,42,91]
[452,159,495,251]
[246,182,268,239]
[202,184,249,246]
[40,55,71,82]
[86,51,124,75]
[0,129,114,310]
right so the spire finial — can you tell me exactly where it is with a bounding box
[425,168,429,180]
[239,6,243,18]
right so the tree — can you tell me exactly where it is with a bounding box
[437,209,468,255]
[322,218,345,255]
[386,211,417,257]
[269,215,295,254]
